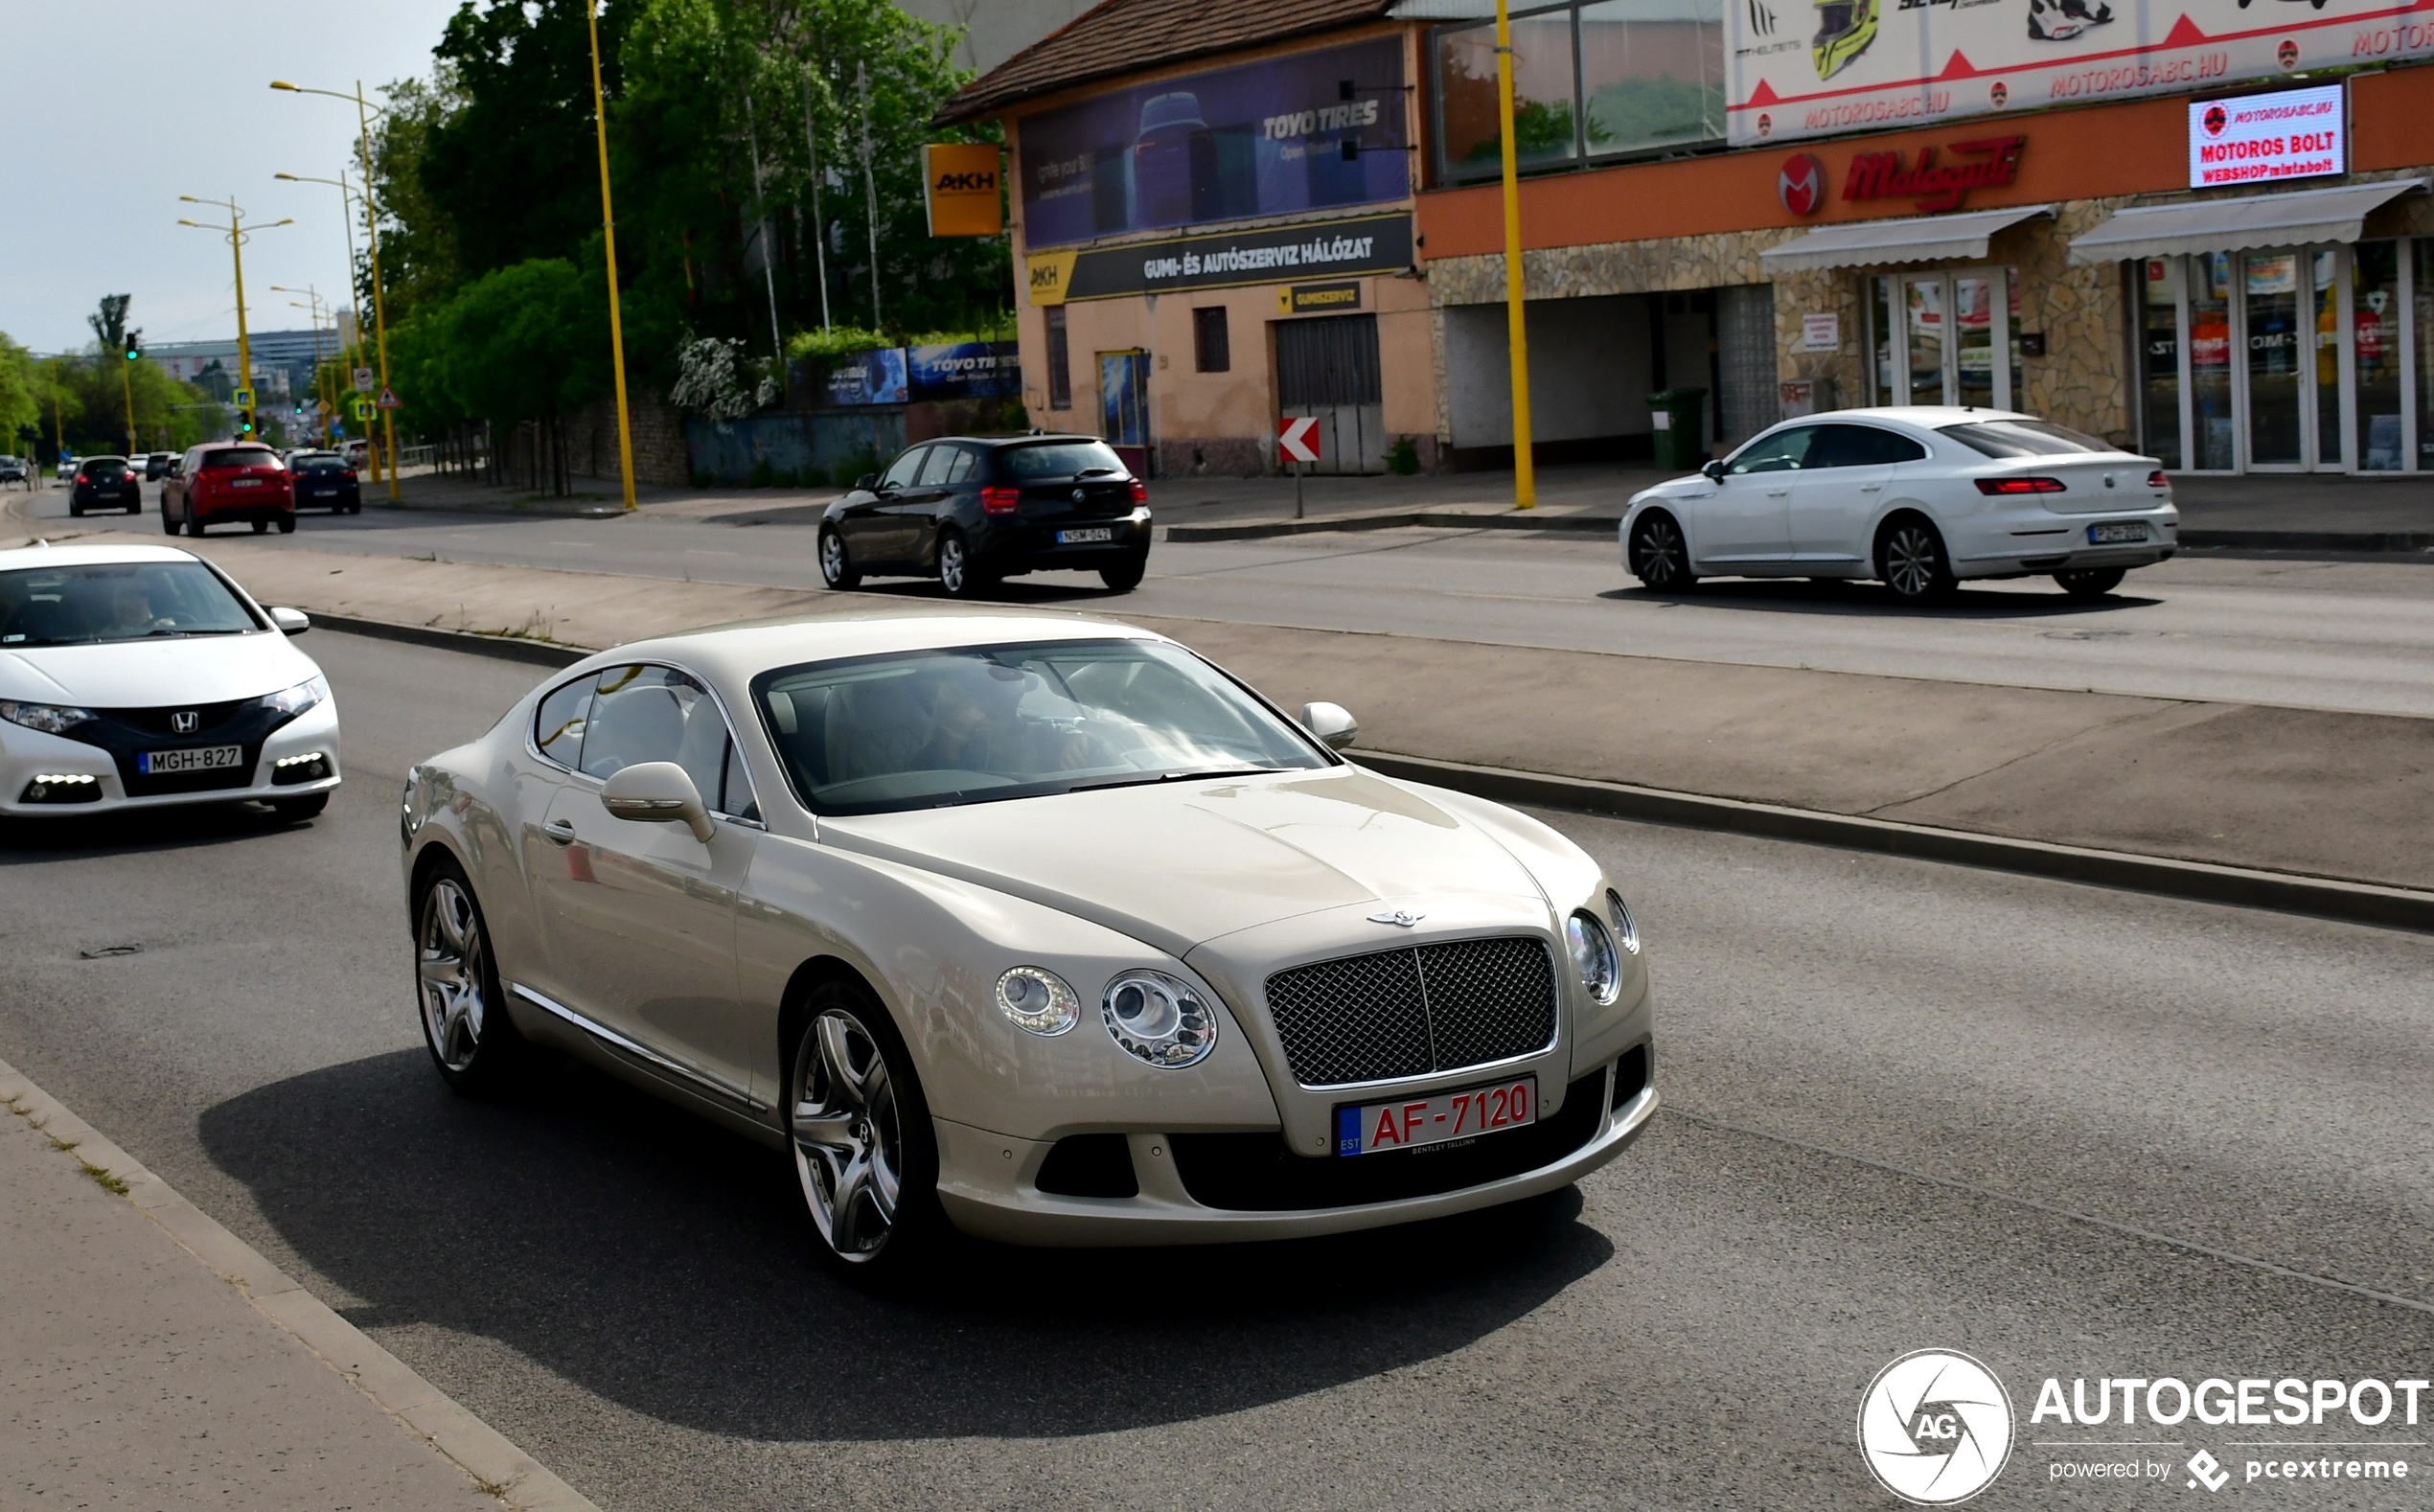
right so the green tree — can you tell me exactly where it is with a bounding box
[0,333,40,455]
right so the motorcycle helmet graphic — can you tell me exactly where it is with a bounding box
[1813,0,1878,80]
[2027,0,2113,42]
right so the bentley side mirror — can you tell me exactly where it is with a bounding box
[268,606,310,635]
[600,761,715,841]
[1300,701,1359,750]
[855,472,878,491]
[1700,459,1727,483]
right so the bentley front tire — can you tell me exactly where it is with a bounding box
[787,981,945,1280]
[414,861,527,1093]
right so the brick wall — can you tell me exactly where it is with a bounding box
[495,389,690,490]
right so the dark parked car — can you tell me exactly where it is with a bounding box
[286,450,362,514]
[68,456,143,515]
[0,456,28,489]
[143,451,174,481]
[817,434,1151,598]
[161,443,294,536]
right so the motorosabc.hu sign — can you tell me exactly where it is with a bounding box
[1025,212,1412,307]
[2188,82,2344,188]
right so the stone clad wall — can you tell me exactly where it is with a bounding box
[1423,208,2150,445]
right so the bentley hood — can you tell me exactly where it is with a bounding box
[831,766,1551,957]
[0,631,317,709]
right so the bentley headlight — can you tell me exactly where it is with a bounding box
[1102,970,1217,1068]
[1606,887,1641,955]
[261,676,329,719]
[0,699,97,735]
[997,966,1080,1036]
[1567,909,1620,1005]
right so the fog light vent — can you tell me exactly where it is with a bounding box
[272,752,330,786]
[1036,1134,1138,1199]
[20,773,102,805]
[1611,1043,1650,1111]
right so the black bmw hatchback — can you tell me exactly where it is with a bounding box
[817,434,1150,597]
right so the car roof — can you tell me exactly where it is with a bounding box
[927,433,1108,447]
[566,607,1170,687]
[1793,406,2033,428]
[0,542,207,571]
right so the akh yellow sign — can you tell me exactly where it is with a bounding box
[923,143,1004,237]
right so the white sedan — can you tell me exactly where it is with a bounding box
[402,609,1657,1275]
[1620,406,2179,603]
[0,544,340,820]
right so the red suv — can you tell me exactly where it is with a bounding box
[162,443,294,537]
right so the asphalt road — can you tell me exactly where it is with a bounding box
[24,480,2434,717]
[2,627,2429,1510]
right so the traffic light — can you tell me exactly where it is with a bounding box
[236,408,256,436]
[123,342,140,362]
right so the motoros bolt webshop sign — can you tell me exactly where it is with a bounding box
[2187,82,2345,188]
[1025,213,1412,306]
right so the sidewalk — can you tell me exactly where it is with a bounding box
[0,1057,592,1511]
[369,456,2434,551]
[87,527,2434,898]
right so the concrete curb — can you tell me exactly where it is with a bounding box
[0,1056,602,1512]
[303,617,2432,933]
[1353,749,2434,936]
[1166,510,1619,542]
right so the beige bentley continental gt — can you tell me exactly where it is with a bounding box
[401,609,1656,1274]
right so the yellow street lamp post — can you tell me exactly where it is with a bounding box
[273,286,333,445]
[276,172,369,463]
[586,0,638,511]
[271,81,399,500]
[1495,0,1536,510]
[177,197,291,442]
[120,348,137,458]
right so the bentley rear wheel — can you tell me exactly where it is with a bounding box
[787,982,944,1279]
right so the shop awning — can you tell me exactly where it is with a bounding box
[2067,178,2428,264]
[1757,206,2056,273]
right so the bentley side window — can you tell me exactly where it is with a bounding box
[534,674,597,767]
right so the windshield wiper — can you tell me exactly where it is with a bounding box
[1065,765,1288,793]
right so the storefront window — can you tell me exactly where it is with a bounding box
[2312,248,2343,468]
[2418,241,2434,470]
[1906,279,1945,406]
[1871,277,1894,404]
[2245,252,2304,467]
[1954,273,1998,410]
[2140,259,2183,470]
[1577,0,1725,157]
[1436,12,1580,181]
[2354,242,2402,470]
[2191,253,2236,470]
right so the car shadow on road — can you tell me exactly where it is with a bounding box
[198,1046,1613,1441]
[1601,579,2165,619]
[0,802,308,864]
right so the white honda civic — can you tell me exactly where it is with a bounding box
[401,608,1656,1275]
[1620,406,2179,603]
[0,543,340,820]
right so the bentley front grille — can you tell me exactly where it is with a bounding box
[1261,935,1557,1088]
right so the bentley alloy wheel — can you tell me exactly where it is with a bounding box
[791,1004,908,1264]
[418,873,499,1082]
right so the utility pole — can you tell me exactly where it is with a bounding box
[178,197,288,443]
[585,0,639,512]
[1495,0,1536,509]
[857,60,881,330]
[743,87,785,371]
[352,83,399,499]
[803,75,832,333]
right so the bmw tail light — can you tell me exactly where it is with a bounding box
[1975,476,2067,495]
[981,486,1021,516]
[1129,479,1148,504]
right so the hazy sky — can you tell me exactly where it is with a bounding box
[1,1,467,355]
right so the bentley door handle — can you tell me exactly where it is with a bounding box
[543,818,578,845]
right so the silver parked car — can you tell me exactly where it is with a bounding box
[401,608,1656,1275]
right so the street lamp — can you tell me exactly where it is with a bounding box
[274,171,368,446]
[272,285,335,445]
[270,80,400,500]
[586,0,639,511]
[177,197,291,440]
